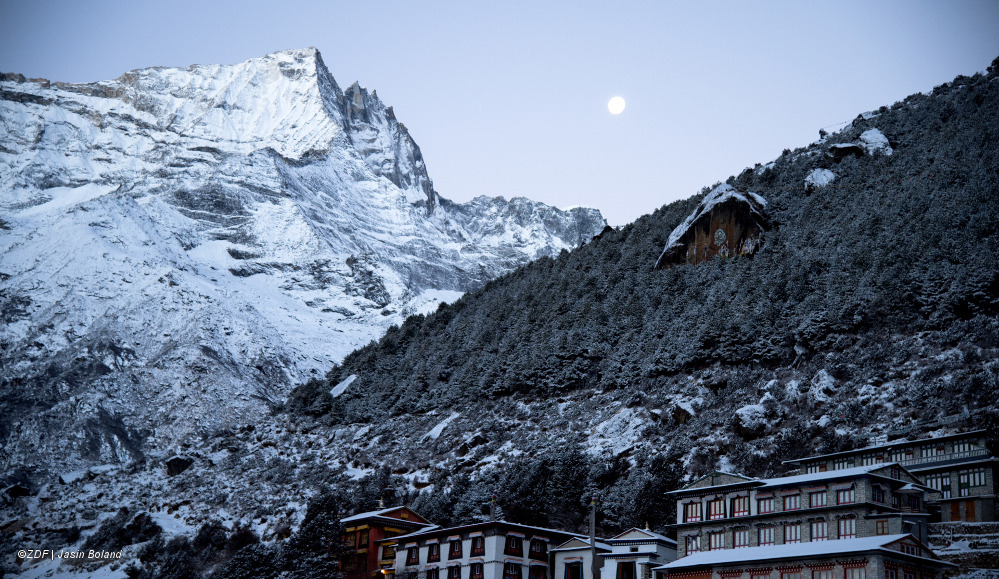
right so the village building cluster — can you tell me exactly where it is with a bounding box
[340,431,995,579]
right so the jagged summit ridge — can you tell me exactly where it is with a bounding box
[0,48,606,480]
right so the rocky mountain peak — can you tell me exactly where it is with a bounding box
[0,48,605,482]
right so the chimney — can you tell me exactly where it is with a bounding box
[590,496,599,579]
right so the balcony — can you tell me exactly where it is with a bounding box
[899,448,988,467]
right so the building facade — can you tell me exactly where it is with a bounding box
[599,528,677,579]
[782,431,996,523]
[341,506,434,579]
[655,534,956,579]
[669,464,932,560]
[552,537,611,579]
[384,521,581,579]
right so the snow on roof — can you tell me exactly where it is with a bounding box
[551,537,613,552]
[675,464,915,495]
[755,463,899,489]
[657,535,953,569]
[781,430,986,465]
[656,184,769,268]
[389,520,584,542]
[609,528,676,545]
[341,506,427,524]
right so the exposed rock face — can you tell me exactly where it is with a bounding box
[654,184,771,268]
[0,48,606,482]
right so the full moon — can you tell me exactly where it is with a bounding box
[608,96,626,115]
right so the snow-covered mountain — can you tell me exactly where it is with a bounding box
[0,47,605,479]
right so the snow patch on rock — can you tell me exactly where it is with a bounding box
[805,169,836,189]
[859,128,893,155]
[330,375,358,398]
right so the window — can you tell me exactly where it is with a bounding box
[872,487,885,503]
[809,491,826,508]
[806,464,821,474]
[685,535,700,554]
[709,532,724,551]
[925,473,952,499]
[449,566,462,579]
[449,539,462,559]
[963,468,987,488]
[758,526,775,546]
[471,564,484,579]
[890,467,901,480]
[383,546,396,560]
[834,457,854,470]
[813,571,832,579]
[903,571,915,579]
[528,567,547,579]
[810,521,828,542]
[734,529,749,548]
[892,493,901,509]
[885,567,896,579]
[428,543,441,562]
[844,569,865,579]
[406,547,419,566]
[907,496,919,511]
[953,439,973,453]
[900,542,918,555]
[781,572,801,579]
[629,547,638,553]
[565,563,582,579]
[838,518,856,539]
[529,540,546,557]
[684,502,701,522]
[876,520,889,535]
[758,498,775,513]
[733,496,749,517]
[837,488,855,505]
[504,564,522,579]
[505,536,523,556]
[428,569,440,579]
[753,575,770,579]
[471,537,485,557]
[861,453,878,466]
[359,529,369,547]
[784,494,800,511]
[709,498,726,519]
[784,524,801,544]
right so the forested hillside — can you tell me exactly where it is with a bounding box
[284,59,999,529]
[297,60,998,417]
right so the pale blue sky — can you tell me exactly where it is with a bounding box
[2,1,997,225]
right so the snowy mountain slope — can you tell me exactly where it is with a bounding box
[0,48,605,480]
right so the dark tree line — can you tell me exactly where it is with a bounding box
[290,58,999,431]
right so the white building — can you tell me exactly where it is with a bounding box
[551,537,611,579]
[384,520,582,579]
[599,528,678,579]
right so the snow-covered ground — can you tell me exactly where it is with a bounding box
[0,47,605,481]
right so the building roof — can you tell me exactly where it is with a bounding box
[671,463,921,496]
[668,472,763,495]
[341,506,432,526]
[551,537,612,552]
[655,535,956,570]
[607,528,677,546]
[781,430,987,466]
[755,463,912,489]
[382,520,584,544]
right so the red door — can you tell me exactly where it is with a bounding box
[965,500,976,522]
